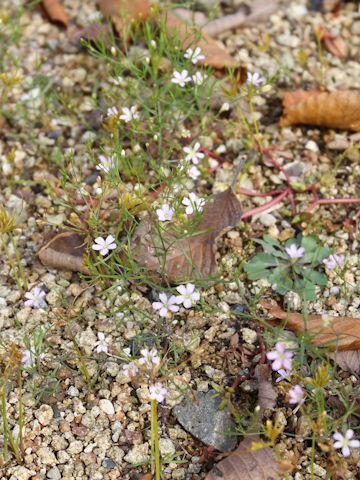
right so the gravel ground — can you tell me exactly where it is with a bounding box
[1,0,360,479]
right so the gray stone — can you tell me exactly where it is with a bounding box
[102,457,116,469]
[47,466,61,480]
[172,390,238,452]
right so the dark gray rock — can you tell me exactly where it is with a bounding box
[172,390,238,453]
[102,457,116,469]
[129,333,157,356]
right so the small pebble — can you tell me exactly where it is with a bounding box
[99,398,115,415]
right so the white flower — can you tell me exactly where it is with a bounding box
[107,106,119,117]
[322,314,333,328]
[123,362,139,377]
[192,71,207,85]
[149,382,167,402]
[120,106,139,123]
[171,70,191,87]
[95,187,103,195]
[152,293,179,317]
[247,72,264,87]
[182,192,205,215]
[138,348,161,369]
[285,244,305,260]
[92,235,117,256]
[22,346,45,367]
[156,204,175,222]
[220,102,230,113]
[94,332,109,353]
[333,429,360,457]
[24,287,46,308]
[184,47,205,64]
[176,283,200,308]
[96,155,115,173]
[188,165,201,180]
[112,76,123,85]
[183,142,204,165]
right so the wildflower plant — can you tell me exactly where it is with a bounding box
[244,233,332,300]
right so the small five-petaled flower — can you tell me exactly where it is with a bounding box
[123,361,139,377]
[183,142,204,164]
[288,385,305,405]
[149,382,167,402]
[184,47,205,64]
[171,70,191,87]
[94,332,109,353]
[247,72,264,87]
[120,106,139,123]
[156,204,175,222]
[24,287,46,308]
[266,342,293,371]
[176,283,200,308]
[285,244,305,261]
[152,293,180,317]
[96,155,115,174]
[22,346,45,367]
[323,254,344,269]
[182,192,205,215]
[138,347,161,369]
[92,235,117,256]
[333,429,360,457]
[192,71,207,85]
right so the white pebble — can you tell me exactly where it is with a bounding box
[99,399,115,415]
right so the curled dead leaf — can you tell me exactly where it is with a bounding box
[280,89,360,132]
[99,0,150,38]
[204,435,281,480]
[131,187,243,283]
[36,230,90,275]
[162,11,247,83]
[323,34,348,59]
[38,0,69,27]
[260,300,360,351]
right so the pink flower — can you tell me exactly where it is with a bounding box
[323,254,344,269]
[123,362,139,377]
[22,346,45,367]
[247,72,264,87]
[156,204,175,222]
[333,429,360,457]
[152,293,180,317]
[266,343,293,371]
[176,283,200,308]
[288,385,305,405]
[285,244,305,260]
[276,368,292,383]
[188,165,201,180]
[112,76,123,85]
[120,106,139,123]
[107,106,119,117]
[149,382,167,402]
[92,235,117,256]
[24,287,45,308]
[138,348,161,369]
[96,155,115,173]
[182,192,205,215]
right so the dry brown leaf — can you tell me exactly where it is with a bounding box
[162,11,247,83]
[36,230,90,275]
[323,35,348,59]
[131,187,243,283]
[204,435,281,480]
[255,364,277,419]
[280,89,360,132]
[260,300,360,351]
[328,350,360,373]
[99,0,150,38]
[38,0,69,27]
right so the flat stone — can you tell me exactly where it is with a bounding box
[102,457,116,469]
[172,390,238,452]
[35,404,54,425]
[46,466,61,480]
[99,398,115,415]
[124,443,150,464]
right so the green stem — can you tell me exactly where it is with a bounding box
[18,366,23,451]
[1,389,8,463]
[248,98,263,154]
[68,326,90,383]
[9,232,28,291]
[151,399,161,480]
[0,234,23,294]
[311,430,316,480]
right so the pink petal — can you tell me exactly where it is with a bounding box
[186,283,195,294]
[152,302,162,310]
[342,446,350,457]
[183,298,192,309]
[159,307,168,317]
[159,292,168,303]
[176,285,186,295]
[333,433,344,442]
[271,359,282,371]
[345,429,354,439]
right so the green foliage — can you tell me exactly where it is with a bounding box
[244,234,331,300]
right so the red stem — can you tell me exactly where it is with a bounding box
[241,187,291,221]
[304,197,360,213]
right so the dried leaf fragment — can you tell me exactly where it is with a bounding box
[322,34,348,59]
[99,0,150,38]
[38,0,69,27]
[204,435,280,480]
[162,11,247,83]
[280,89,360,132]
[260,300,360,351]
[36,230,90,275]
[255,364,277,419]
[131,187,243,283]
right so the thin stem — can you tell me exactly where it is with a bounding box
[151,400,161,480]
[304,197,360,213]
[248,98,263,154]
[68,326,91,384]
[1,390,8,463]
[0,234,23,295]
[18,366,23,451]
[241,187,290,221]
[9,232,28,291]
